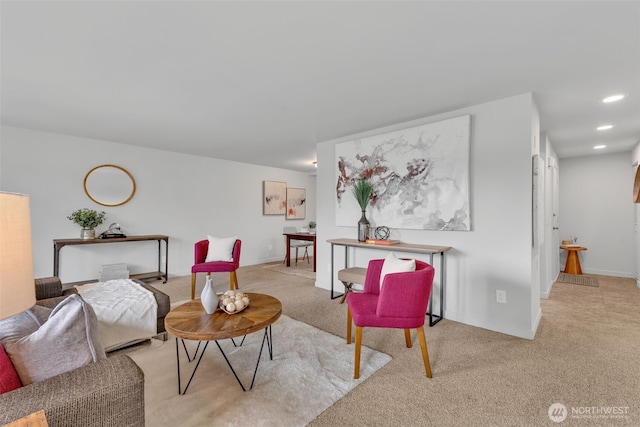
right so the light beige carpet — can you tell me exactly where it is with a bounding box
[148,266,640,427]
[123,314,390,427]
[557,272,599,287]
[262,259,316,280]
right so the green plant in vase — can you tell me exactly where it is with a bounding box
[351,179,373,242]
[67,208,106,240]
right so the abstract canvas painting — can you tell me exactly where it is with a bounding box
[263,181,286,215]
[335,115,471,231]
[286,188,306,220]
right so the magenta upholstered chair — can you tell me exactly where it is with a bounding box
[190,239,241,299]
[346,258,435,379]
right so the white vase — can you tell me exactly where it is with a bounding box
[200,276,218,314]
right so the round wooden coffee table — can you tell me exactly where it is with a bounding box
[165,292,282,394]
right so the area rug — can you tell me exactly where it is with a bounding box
[125,314,390,427]
[557,272,599,287]
[263,260,316,280]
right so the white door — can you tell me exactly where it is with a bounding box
[551,159,560,278]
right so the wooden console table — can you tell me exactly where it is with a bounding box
[53,235,169,283]
[327,238,452,326]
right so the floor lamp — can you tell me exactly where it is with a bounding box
[0,192,36,321]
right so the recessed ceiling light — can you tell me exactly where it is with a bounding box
[602,94,625,103]
[597,125,613,131]
[594,145,606,150]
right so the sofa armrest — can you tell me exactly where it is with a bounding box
[34,277,63,300]
[0,354,145,427]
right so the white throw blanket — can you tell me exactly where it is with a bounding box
[75,279,157,351]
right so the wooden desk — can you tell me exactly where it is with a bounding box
[327,238,452,326]
[284,232,316,272]
[560,245,587,275]
[53,235,169,283]
[165,293,282,393]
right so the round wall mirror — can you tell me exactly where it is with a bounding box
[84,164,136,207]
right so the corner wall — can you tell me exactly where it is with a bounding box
[315,93,540,339]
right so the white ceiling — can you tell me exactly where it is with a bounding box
[2,1,639,173]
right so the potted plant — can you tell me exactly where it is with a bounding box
[308,221,316,232]
[351,179,373,241]
[67,208,106,239]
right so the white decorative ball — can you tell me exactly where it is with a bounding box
[242,296,250,305]
[226,302,236,312]
[235,300,245,311]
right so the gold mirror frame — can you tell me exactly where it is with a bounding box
[84,164,136,207]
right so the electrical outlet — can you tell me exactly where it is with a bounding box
[496,290,507,304]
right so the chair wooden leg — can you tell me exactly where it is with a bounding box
[347,307,352,344]
[191,273,196,300]
[417,326,432,378]
[404,329,412,348]
[354,326,363,379]
[295,247,299,265]
[230,271,238,290]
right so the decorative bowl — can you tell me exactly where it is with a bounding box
[217,291,250,315]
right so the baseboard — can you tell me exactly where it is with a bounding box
[582,268,635,278]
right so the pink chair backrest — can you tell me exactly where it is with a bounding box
[362,258,435,320]
[194,239,242,267]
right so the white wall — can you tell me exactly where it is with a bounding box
[559,152,635,277]
[315,93,541,339]
[0,126,316,283]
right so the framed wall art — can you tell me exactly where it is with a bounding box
[286,187,306,220]
[263,181,286,215]
[335,115,471,231]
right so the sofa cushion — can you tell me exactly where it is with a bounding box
[3,294,107,385]
[205,235,237,262]
[0,344,21,394]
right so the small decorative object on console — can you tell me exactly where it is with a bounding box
[365,239,400,246]
[374,226,390,240]
[218,290,250,314]
[67,208,106,240]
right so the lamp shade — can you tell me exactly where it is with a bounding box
[0,192,36,320]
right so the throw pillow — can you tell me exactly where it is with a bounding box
[3,294,107,386]
[205,235,237,262]
[380,253,416,290]
[0,305,52,344]
[0,344,21,394]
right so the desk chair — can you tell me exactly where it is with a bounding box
[283,226,311,265]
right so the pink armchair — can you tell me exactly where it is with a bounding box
[191,239,241,299]
[346,258,435,379]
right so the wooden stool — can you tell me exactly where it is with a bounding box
[337,267,367,304]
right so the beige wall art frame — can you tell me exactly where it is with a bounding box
[263,180,287,215]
